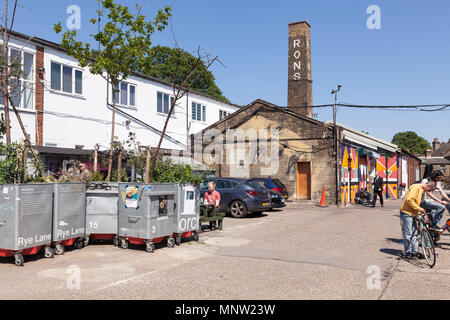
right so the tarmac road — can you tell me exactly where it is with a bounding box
[1,199,449,300]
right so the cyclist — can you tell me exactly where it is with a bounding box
[421,170,449,233]
[400,180,436,260]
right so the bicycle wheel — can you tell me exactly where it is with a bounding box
[421,229,436,268]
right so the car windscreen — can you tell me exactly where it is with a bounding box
[272,179,286,189]
[262,179,277,189]
[246,180,267,191]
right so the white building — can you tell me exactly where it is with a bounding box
[0,31,238,173]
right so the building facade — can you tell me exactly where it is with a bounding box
[0,31,238,174]
[420,138,450,188]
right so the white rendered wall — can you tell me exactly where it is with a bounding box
[2,35,238,151]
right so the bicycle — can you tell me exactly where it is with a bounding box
[415,214,436,268]
[429,218,450,242]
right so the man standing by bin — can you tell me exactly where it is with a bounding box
[371,171,384,207]
[204,181,221,229]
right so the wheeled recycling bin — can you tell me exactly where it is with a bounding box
[173,183,200,245]
[0,184,54,266]
[117,183,176,252]
[85,183,119,245]
[52,183,86,254]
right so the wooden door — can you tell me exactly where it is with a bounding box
[296,162,311,199]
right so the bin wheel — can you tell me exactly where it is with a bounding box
[167,237,175,248]
[44,246,55,258]
[55,243,65,255]
[192,231,199,242]
[120,238,129,249]
[74,240,84,250]
[113,237,119,247]
[145,242,155,253]
[175,235,181,246]
[14,253,24,266]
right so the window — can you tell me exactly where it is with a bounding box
[215,180,232,189]
[157,91,174,115]
[200,180,213,189]
[192,101,206,121]
[0,48,35,109]
[219,110,229,120]
[113,81,136,107]
[50,62,83,95]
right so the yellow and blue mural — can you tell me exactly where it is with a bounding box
[340,144,359,206]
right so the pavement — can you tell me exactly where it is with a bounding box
[1,200,450,300]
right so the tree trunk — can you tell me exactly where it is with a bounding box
[117,146,122,182]
[145,147,151,183]
[7,96,43,177]
[148,99,177,183]
[93,148,98,173]
[22,140,29,183]
[106,84,116,182]
[2,0,11,144]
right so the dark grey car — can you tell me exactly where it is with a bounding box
[200,178,271,218]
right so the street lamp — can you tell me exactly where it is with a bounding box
[331,85,342,206]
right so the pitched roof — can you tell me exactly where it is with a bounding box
[420,157,450,165]
[432,141,450,157]
[7,30,240,109]
[195,99,328,135]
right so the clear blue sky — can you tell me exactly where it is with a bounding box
[10,0,450,145]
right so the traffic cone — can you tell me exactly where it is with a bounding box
[316,186,329,208]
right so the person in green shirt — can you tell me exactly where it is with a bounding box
[400,180,436,260]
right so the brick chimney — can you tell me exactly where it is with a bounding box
[432,138,440,151]
[287,21,313,118]
[425,147,432,158]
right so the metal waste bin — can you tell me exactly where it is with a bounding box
[52,183,86,254]
[0,183,54,266]
[85,182,119,245]
[173,183,200,245]
[118,183,176,252]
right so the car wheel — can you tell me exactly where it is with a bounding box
[229,200,247,218]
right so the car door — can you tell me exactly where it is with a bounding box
[214,179,233,212]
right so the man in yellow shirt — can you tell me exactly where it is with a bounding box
[400,180,436,260]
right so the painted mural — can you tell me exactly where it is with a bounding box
[376,154,398,199]
[341,144,359,206]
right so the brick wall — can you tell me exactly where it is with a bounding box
[35,46,44,146]
[195,101,337,202]
[287,21,313,118]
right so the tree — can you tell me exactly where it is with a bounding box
[139,46,230,103]
[391,131,431,154]
[147,47,219,183]
[54,0,171,182]
[1,0,44,178]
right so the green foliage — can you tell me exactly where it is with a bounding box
[139,46,230,103]
[392,131,431,154]
[0,143,25,184]
[111,169,128,182]
[0,114,5,141]
[153,157,208,185]
[90,171,106,182]
[54,0,171,86]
